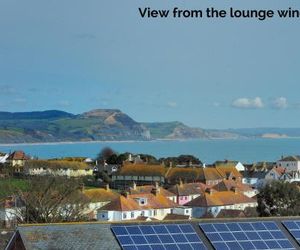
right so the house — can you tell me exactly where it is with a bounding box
[214,160,245,171]
[23,160,93,177]
[0,152,9,164]
[241,170,268,188]
[265,166,286,182]
[185,188,257,218]
[167,181,207,205]
[277,155,300,172]
[97,188,180,221]
[111,162,166,188]
[7,151,29,171]
[242,166,286,188]
[211,179,257,197]
[215,166,243,183]
[83,186,120,219]
[280,171,300,183]
[127,182,177,203]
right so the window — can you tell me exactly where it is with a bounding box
[154,210,157,216]
[122,213,127,219]
[139,198,147,205]
[131,212,134,218]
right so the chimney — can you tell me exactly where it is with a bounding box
[205,188,215,195]
[151,185,160,196]
[121,191,129,198]
[231,187,238,194]
[133,181,137,190]
[105,183,110,191]
[179,179,183,187]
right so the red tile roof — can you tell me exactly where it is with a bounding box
[185,191,256,207]
[211,180,253,193]
[128,184,175,197]
[100,192,177,212]
[8,151,29,160]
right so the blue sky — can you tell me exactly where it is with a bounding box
[0,0,299,129]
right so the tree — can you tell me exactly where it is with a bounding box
[15,177,89,223]
[96,147,115,163]
[257,181,300,217]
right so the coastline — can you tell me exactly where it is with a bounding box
[0,136,299,147]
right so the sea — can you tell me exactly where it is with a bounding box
[0,138,300,164]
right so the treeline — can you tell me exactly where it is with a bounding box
[97,147,202,166]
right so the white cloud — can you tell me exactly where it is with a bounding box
[272,97,288,109]
[167,101,177,108]
[232,97,264,109]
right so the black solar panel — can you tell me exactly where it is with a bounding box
[200,221,295,250]
[283,220,300,246]
[111,224,207,250]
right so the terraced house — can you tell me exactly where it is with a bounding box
[23,160,93,177]
[185,188,257,218]
[112,163,166,188]
[97,187,191,221]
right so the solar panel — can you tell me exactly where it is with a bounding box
[283,220,300,246]
[200,221,295,250]
[111,224,207,250]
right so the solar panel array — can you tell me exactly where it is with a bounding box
[199,221,295,250]
[111,224,207,250]
[283,220,300,246]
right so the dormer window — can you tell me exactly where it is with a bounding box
[138,198,147,206]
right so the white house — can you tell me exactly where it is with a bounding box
[0,153,9,164]
[277,156,300,172]
[97,188,182,222]
[83,187,120,219]
[185,188,257,218]
[280,171,300,183]
[24,165,93,177]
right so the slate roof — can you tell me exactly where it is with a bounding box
[279,155,300,162]
[168,182,207,196]
[241,170,268,179]
[15,223,120,250]
[6,217,300,250]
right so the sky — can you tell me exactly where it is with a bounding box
[0,0,299,129]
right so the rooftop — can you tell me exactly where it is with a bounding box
[5,216,300,250]
[185,190,256,207]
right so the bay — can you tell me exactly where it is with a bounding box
[0,138,299,164]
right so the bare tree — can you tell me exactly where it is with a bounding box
[14,177,89,224]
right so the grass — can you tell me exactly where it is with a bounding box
[0,178,29,199]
